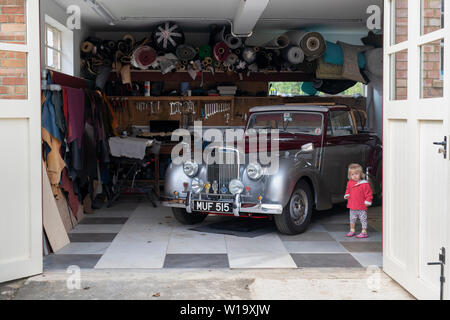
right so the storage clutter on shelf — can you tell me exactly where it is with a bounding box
[80,22,382,96]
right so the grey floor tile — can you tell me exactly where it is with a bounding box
[322,223,377,233]
[79,218,128,225]
[163,254,229,268]
[351,253,383,267]
[279,232,335,242]
[290,253,362,268]
[44,254,102,270]
[306,223,327,232]
[68,233,117,242]
[340,242,382,253]
[283,241,347,253]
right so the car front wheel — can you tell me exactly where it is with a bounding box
[172,207,208,225]
[274,180,313,235]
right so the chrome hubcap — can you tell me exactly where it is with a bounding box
[290,190,308,225]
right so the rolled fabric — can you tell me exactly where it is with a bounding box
[283,30,308,46]
[123,34,135,47]
[120,55,131,64]
[204,56,213,65]
[133,37,150,50]
[107,40,117,51]
[121,64,131,85]
[263,34,289,49]
[242,47,256,64]
[198,44,212,59]
[153,21,185,53]
[256,50,270,69]
[224,53,238,66]
[117,40,131,54]
[176,44,197,61]
[282,45,304,64]
[202,59,210,68]
[213,41,230,62]
[81,41,94,54]
[300,32,326,59]
[224,34,242,49]
[131,46,157,69]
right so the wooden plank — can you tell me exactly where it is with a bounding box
[55,197,77,233]
[42,162,70,252]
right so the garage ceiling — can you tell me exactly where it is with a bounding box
[52,0,382,33]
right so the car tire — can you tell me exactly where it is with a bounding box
[274,180,313,235]
[172,207,208,225]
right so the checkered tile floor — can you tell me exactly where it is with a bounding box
[44,196,382,270]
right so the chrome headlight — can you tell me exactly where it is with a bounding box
[229,179,244,195]
[246,163,263,180]
[183,161,199,177]
[191,177,204,194]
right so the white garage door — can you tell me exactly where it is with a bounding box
[383,0,449,299]
[0,0,42,283]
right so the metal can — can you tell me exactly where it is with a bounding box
[144,81,151,96]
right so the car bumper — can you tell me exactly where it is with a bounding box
[161,193,283,216]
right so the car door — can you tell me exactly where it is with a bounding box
[321,109,365,202]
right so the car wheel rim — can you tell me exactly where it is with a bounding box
[290,190,308,225]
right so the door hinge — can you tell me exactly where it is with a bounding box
[427,247,446,300]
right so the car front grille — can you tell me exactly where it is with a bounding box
[206,147,240,194]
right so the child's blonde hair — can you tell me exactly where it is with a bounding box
[348,163,365,180]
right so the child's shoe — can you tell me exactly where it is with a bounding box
[356,232,368,238]
[346,231,356,237]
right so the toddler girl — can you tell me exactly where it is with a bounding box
[344,163,373,238]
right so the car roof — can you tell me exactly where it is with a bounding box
[248,105,349,113]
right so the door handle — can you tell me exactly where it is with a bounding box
[427,247,446,300]
[433,136,447,159]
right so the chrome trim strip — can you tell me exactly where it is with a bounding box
[233,194,241,217]
[185,191,192,213]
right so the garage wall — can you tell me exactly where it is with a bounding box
[40,0,91,77]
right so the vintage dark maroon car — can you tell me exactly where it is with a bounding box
[162,104,382,234]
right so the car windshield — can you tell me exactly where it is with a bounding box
[246,111,323,135]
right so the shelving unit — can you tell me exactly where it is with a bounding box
[108,70,315,82]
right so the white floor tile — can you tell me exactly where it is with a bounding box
[69,224,124,233]
[229,253,297,269]
[55,242,110,255]
[94,212,172,269]
[167,228,227,254]
[226,233,296,268]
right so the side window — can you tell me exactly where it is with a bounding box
[327,110,355,136]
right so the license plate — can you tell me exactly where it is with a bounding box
[193,200,233,213]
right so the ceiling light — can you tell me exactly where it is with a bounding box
[84,0,116,26]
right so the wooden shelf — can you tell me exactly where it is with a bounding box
[106,96,234,101]
[108,70,315,82]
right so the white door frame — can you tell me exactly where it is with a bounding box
[0,0,42,283]
[383,0,449,299]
